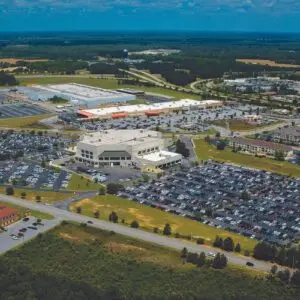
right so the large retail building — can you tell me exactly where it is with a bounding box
[75,129,182,169]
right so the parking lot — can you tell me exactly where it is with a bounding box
[0,131,71,162]
[0,161,71,190]
[0,216,60,254]
[0,103,49,119]
[121,162,300,246]
[60,105,259,133]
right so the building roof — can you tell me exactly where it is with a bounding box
[139,150,181,162]
[228,137,294,152]
[0,206,18,219]
[78,99,222,118]
[79,129,162,147]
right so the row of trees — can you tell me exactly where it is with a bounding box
[270,265,300,286]
[213,236,241,253]
[181,248,228,269]
[0,71,18,86]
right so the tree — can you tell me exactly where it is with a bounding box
[107,183,124,195]
[270,265,278,275]
[175,139,190,158]
[130,220,139,228]
[274,149,285,161]
[290,270,300,286]
[234,243,241,253]
[253,242,277,261]
[276,248,287,266]
[197,252,206,267]
[5,186,14,196]
[94,210,100,219]
[163,223,172,236]
[196,238,205,245]
[109,211,118,223]
[76,207,82,214]
[35,195,41,202]
[20,192,26,199]
[223,237,234,252]
[98,186,106,195]
[186,252,198,265]
[181,247,188,259]
[277,269,290,284]
[213,236,223,248]
[212,253,227,269]
[153,227,159,233]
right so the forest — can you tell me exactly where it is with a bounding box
[0,222,299,300]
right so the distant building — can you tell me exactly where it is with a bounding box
[0,206,19,227]
[272,126,300,146]
[75,129,182,169]
[228,137,294,157]
[242,114,262,124]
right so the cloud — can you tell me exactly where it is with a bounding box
[1,0,300,14]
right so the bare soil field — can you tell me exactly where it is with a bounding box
[0,58,49,64]
[236,59,300,68]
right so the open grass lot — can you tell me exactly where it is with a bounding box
[0,114,52,128]
[212,119,281,131]
[236,58,300,68]
[0,222,298,300]
[0,187,71,204]
[18,76,200,100]
[194,139,300,178]
[70,194,257,253]
[67,174,103,191]
[0,200,53,220]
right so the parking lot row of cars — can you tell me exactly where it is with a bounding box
[0,161,71,190]
[120,162,300,246]
[0,132,71,162]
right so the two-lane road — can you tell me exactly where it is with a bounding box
[0,194,280,273]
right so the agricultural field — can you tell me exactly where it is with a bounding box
[194,139,300,177]
[0,187,71,204]
[236,59,300,68]
[70,194,258,253]
[0,222,298,300]
[17,76,199,100]
[0,200,53,220]
[0,58,49,64]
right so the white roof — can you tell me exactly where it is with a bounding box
[139,150,181,162]
[79,99,222,117]
[33,83,129,101]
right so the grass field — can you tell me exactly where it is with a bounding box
[69,194,257,253]
[67,174,103,191]
[0,58,49,64]
[18,76,200,100]
[0,200,53,220]
[194,139,300,177]
[0,114,52,128]
[0,187,71,204]
[236,59,300,68]
[212,120,281,131]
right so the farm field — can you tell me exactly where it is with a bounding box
[69,194,258,253]
[236,58,300,68]
[193,139,300,177]
[0,222,298,300]
[0,187,71,204]
[0,200,53,220]
[17,76,200,99]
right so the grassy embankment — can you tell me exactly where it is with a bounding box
[70,194,257,253]
[67,174,104,191]
[0,222,298,299]
[194,139,300,178]
[0,114,53,128]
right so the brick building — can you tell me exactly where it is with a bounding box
[0,206,19,227]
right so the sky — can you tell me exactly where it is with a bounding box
[0,0,300,32]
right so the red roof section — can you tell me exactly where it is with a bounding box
[78,110,96,117]
[0,206,18,219]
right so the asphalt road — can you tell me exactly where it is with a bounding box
[0,194,280,273]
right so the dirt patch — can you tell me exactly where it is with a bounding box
[0,58,49,64]
[73,198,92,207]
[59,233,81,243]
[236,59,300,68]
[128,208,154,228]
[106,241,146,253]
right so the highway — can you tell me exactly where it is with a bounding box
[0,193,280,273]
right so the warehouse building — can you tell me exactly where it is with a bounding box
[75,130,182,169]
[22,83,136,108]
[77,99,223,120]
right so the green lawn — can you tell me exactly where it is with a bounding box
[0,114,53,128]
[67,174,103,191]
[0,200,53,220]
[0,187,71,204]
[18,76,200,100]
[69,194,257,253]
[194,139,300,177]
